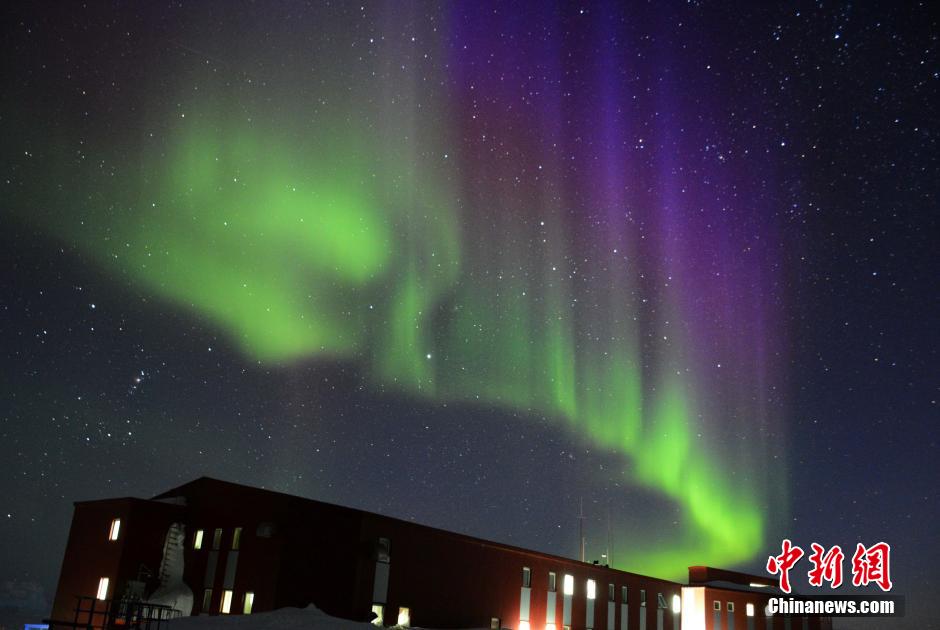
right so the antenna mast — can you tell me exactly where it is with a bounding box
[606,505,611,567]
[578,497,586,563]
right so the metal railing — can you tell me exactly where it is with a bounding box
[54,596,182,630]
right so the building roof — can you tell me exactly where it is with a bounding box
[152,476,683,586]
[687,565,786,596]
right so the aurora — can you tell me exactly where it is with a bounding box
[5,1,786,580]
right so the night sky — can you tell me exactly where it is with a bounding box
[0,2,937,629]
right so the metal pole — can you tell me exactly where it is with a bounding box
[606,504,611,567]
[578,497,586,563]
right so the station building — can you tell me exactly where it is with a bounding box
[48,477,830,630]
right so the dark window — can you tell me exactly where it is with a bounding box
[490,618,500,629]
[621,586,628,602]
[202,589,212,612]
[609,584,615,601]
[212,528,223,550]
[377,537,391,562]
[522,567,531,588]
[548,572,557,592]
[657,593,667,609]
[640,589,646,606]
[232,527,242,550]
[256,522,276,538]
[727,602,735,612]
[714,600,721,611]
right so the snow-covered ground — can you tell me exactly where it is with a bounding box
[166,606,489,630]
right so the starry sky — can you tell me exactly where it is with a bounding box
[0,2,937,629]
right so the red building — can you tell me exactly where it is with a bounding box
[48,477,830,630]
[680,567,832,630]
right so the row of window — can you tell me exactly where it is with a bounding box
[370,604,409,627]
[192,527,242,551]
[713,600,759,617]
[94,578,255,616]
[102,524,757,621]
[203,588,254,614]
[104,518,246,554]
[522,568,679,612]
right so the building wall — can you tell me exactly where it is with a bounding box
[50,498,182,625]
[699,588,831,630]
[157,478,686,629]
[166,480,368,620]
[356,512,683,630]
[176,483,290,617]
[48,480,827,630]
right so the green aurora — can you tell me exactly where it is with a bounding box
[4,22,778,579]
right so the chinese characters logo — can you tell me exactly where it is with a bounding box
[767,540,892,593]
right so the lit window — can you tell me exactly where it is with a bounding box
[640,589,646,607]
[371,604,384,626]
[212,528,223,550]
[518,621,530,630]
[193,529,204,550]
[523,567,531,588]
[608,584,615,601]
[96,577,109,600]
[746,603,755,617]
[220,590,233,614]
[232,527,242,550]
[563,574,574,596]
[727,602,734,613]
[108,519,121,541]
[713,600,721,611]
[202,589,212,611]
[243,592,254,615]
[657,593,667,609]
[545,624,556,630]
[397,607,410,627]
[548,572,556,592]
[671,594,681,614]
[587,579,596,600]
[621,586,627,602]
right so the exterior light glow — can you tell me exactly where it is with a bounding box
[681,587,706,630]
[749,582,767,588]
[563,574,574,596]
[672,594,681,614]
